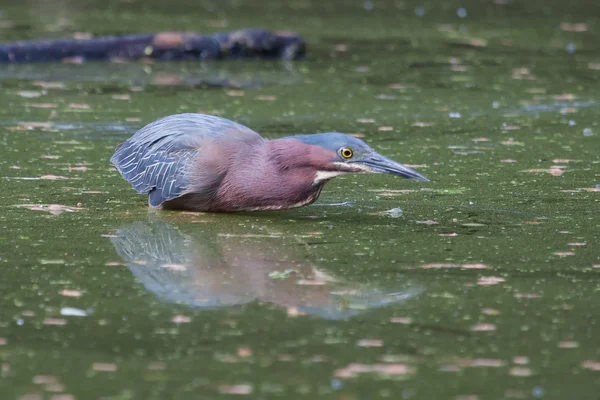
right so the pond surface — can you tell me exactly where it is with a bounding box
[1,0,599,399]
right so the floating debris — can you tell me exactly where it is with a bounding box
[509,367,533,377]
[375,94,396,100]
[416,220,438,225]
[92,363,118,372]
[17,91,44,98]
[419,263,490,270]
[412,121,434,127]
[357,339,384,347]
[481,308,500,316]
[43,318,67,326]
[559,341,579,348]
[60,289,82,297]
[147,362,166,370]
[383,208,403,218]
[513,357,529,365]
[514,293,541,299]
[286,307,306,317]
[218,384,253,395]
[469,359,505,368]
[554,93,576,101]
[512,68,535,80]
[440,232,458,237]
[16,204,85,215]
[32,375,59,384]
[561,22,587,32]
[582,360,600,371]
[502,140,524,146]
[40,259,65,265]
[524,168,564,176]
[237,347,253,357]
[335,362,411,378]
[60,307,87,317]
[455,396,478,400]
[471,323,496,332]
[171,315,191,324]
[477,276,505,286]
[356,118,376,124]
[226,90,245,97]
[553,251,575,257]
[68,103,90,109]
[255,95,276,101]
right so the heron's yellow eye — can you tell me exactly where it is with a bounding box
[340,148,353,159]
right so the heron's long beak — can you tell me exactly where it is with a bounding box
[358,154,430,182]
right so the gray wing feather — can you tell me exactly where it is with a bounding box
[111,113,261,206]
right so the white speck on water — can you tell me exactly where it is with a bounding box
[566,43,576,53]
[385,208,404,218]
[469,201,474,205]
[415,6,425,16]
[457,8,467,18]
[492,101,501,109]
[569,120,576,126]
[60,307,88,317]
[449,112,462,118]
[331,379,343,390]
[583,128,593,136]
[532,387,544,397]
[17,91,44,98]
[16,319,24,326]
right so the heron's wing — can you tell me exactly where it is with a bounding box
[110,113,262,206]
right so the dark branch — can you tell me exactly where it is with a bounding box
[0,28,306,63]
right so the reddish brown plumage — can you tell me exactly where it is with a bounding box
[163,139,336,212]
[111,113,429,212]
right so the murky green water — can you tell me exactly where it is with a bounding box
[1,0,600,399]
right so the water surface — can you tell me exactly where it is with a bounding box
[1,0,599,399]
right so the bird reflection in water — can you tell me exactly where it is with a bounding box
[110,220,423,320]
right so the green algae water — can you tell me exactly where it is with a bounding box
[1,0,600,399]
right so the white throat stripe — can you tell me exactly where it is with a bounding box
[314,171,347,184]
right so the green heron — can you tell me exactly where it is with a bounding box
[111,113,429,212]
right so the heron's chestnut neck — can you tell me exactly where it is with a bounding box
[266,138,337,172]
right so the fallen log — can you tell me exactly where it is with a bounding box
[0,28,306,63]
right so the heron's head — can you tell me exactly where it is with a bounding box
[283,132,429,184]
